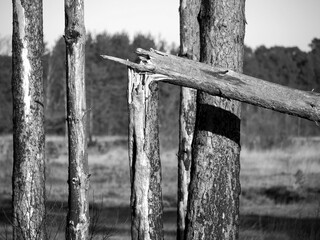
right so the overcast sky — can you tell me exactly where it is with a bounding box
[1,0,320,51]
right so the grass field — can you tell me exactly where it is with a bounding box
[0,135,319,239]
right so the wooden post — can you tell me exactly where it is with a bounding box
[128,69,164,240]
[177,0,200,239]
[12,0,46,239]
[185,0,246,239]
[65,0,90,239]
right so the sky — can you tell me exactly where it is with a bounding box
[0,0,320,52]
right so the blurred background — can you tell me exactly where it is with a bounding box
[1,34,320,149]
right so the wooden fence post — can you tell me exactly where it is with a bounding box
[65,0,90,239]
[178,0,200,239]
[185,0,246,239]
[12,0,46,239]
[128,69,164,240]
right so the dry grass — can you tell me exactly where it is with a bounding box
[240,144,320,224]
[0,135,319,239]
[240,144,320,189]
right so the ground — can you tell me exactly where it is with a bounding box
[0,135,319,239]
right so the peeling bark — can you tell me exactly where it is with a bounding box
[65,0,89,239]
[185,0,246,239]
[178,1,200,239]
[128,69,164,240]
[12,0,46,239]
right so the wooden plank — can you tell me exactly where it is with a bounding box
[102,49,320,122]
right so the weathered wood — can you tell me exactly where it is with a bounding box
[65,0,90,239]
[102,49,320,123]
[128,69,164,240]
[177,1,200,239]
[185,0,245,239]
[12,1,46,239]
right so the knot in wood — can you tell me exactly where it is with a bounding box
[71,177,80,186]
[65,30,81,45]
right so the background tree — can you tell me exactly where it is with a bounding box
[177,0,200,239]
[85,33,97,144]
[310,39,320,87]
[185,0,246,239]
[44,37,66,134]
[12,0,46,239]
[65,0,89,239]
[0,55,12,133]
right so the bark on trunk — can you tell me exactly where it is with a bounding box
[12,0,46,239]
[65,1,89,239]
[185,1,246,239]
[178,1,200,239]
[128,69,164,240]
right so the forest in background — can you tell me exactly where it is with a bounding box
[0,33,320,149]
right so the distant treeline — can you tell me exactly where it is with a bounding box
[0,33,319,148]
[242,39,320,148]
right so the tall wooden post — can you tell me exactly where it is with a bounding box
[178,0,200,239]
[128,69,164,240]
[12,0,46,239]
[185,0,246,239]
[65,0,90,239]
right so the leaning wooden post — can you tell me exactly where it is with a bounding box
[12,0,46,239]
[177,0,200,239]
[65,0,90,239]
[128,69,164,240]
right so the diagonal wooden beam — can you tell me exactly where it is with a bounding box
[102,48,320,122]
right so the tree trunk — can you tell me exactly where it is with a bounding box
[128,69,164,240]
[65,0,89,239]
[12,0,46,239]
[185,1,245,239]
[177,1,200,239]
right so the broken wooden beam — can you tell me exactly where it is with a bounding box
[101,48,320,122]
